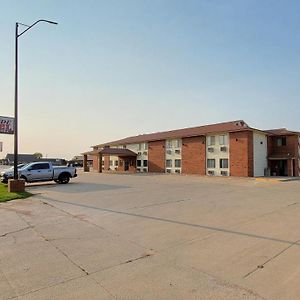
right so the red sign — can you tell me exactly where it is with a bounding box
[0,116,14,135]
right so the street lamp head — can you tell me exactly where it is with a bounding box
[42,20,58,25]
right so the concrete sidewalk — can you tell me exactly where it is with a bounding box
[1,172,300,299]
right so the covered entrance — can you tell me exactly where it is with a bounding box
[268,155,295,177]
[82,148,137,173]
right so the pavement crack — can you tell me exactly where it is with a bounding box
[91,277,117,299]
[40,198,151,252]
[131,198,192,209]
[14,211,90,276]
[0,226,32,238]
[243,237,300,278]
[124,253,152,264]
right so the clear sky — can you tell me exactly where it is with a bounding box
[1,0,300,159]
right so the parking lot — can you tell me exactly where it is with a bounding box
[1,172,300,299]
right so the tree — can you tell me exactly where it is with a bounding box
[34,152,43,159]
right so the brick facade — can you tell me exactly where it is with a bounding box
[268,135,298,157]
[268,135,299,176]
[118,157,136,173]
[104,155,110,171]
[229,131,253,177]
[93,155,99,170]
[83,121,300,178]
[148,140,165,172]
[181,136,206,175]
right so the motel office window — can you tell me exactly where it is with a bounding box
[219,159,229,169]
[276,137,287,146]
[207,159,215,168]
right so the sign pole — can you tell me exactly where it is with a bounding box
[13,22,18,180]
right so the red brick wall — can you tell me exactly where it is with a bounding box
[93,155,99,170]
[268,135,298,157]
[148,140,165,172]
[104,155,110,170]
[268,135,299,176]
[182,136,206,175]
[230,131,253,177]
[118,157,136,173]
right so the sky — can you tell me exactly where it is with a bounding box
[1,0,300,159]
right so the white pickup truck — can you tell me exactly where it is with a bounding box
[1,162,77,184]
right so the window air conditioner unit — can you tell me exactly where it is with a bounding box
[220,146,227,152]
[175,149,181,154]
[207,170,214,175]
[221,171,228,176]
[207,147,214,153]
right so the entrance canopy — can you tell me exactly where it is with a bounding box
[83,148,137,157]
[82,148,137,173]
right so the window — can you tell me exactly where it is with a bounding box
[174,139,180,148]
[143,168,147,172]
[122,145,126,149]
[166,159,172,168]
[143,160,148,167]
[219,159,229,169]
[102,160,104,166]
[277,137,287,146]
[137,160,141,167]
[219,135,226,145]
[31,163,50,170]
[175,159,181,168]
[208,136,215,146]
[138,143,142,150]
[109,160,113,166]
[166,140,172,149]
[207,159,215,168]
[115,160,119,166]
[144,143,148,150]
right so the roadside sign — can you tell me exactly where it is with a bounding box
[0,116,14,135]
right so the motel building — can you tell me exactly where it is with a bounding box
[82,120,300,178]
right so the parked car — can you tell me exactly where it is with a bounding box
[0,162,77,184]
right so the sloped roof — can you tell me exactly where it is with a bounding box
[82,148,137,156]
[265,128,300,136]
[93,120,253,148]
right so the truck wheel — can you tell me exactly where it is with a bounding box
[58,173,70,184]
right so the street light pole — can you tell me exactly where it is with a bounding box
[13,19,57,180]
[13,23,18,180]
